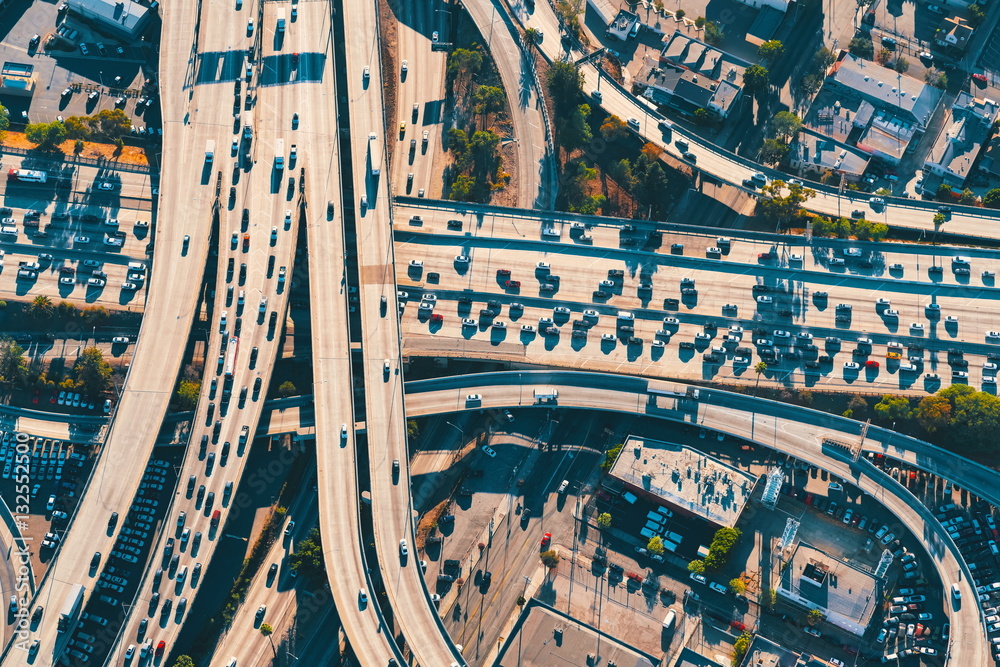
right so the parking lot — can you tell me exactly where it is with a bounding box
[0,0,160,132]
[0,156,155,308]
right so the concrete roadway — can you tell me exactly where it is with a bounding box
[401,372,989,666]
[0,0,221,662]
[462,0,548,209]
[392,223,1000,393]
[391,1,448,201]
[303,0,402,664]
[343,0,463,663]
[103,0,307,662]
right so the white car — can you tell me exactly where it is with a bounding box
[481,444,496,458]
[401,60,408,73]
[399,539,408,556]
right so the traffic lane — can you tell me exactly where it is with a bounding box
[399,256,1000,356]
[395,225,1000,304]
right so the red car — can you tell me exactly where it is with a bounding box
[242,234,250,250]
[430,314,443,322]
[865,360,879,368]
[758,253,772,260]
[540,532,551,548]
[211,510,221,528]
[973,73,988,83]
[804,492,813,506]
[730,620,746,631]
[505,280,520,288]
[496,269,511,276]
[155,641,165,657]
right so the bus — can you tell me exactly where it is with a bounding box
[7,168,47,183]
[224,337,239,377]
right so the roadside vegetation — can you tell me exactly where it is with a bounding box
[443,46,509,202]
[687,527,741,573]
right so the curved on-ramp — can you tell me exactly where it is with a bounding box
[400,370,990,665]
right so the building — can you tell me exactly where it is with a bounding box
[935,15,974,54]
[739,635,830,667]
[607,9,640,41]
[788,127,870,182]
[734,0,790,12]
[0,62,36,98]
[825,52,942,130]
[776,542,879,636]
[677,647,727,667]
[746,7,785,47]
[607,436,758,529]
[66,0,153,40]
[494,600,659,667]
[636,31,748,120]
[923,93,998,190]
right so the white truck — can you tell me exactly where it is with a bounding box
[368,134,382,176]
[275,139,285,169]
[205,140,215,162]
[534,388,558,402]
[58,583,84,633]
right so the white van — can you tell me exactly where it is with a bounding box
[128,261,146,272]
[617,311,635,320]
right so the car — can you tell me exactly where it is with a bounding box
[973,73,988,83]
[844,362,860,370]
[540,532,551,548]
[803,626,821,637]
[690,572,707,584]
[399,539,408,557]
[156,641,165,657]
[401,60,408,73]
[481,445,496,458]
[880,531,895,545]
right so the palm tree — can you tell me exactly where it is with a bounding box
[524,28,541,49]
[753,361,767,395]
[259,623,276,657]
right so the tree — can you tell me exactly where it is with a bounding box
[761,587,777,608]
[703,527,741,572]
[761,138,788,165]
[772,111,802,139]
[674,8,685,19]
[733,633,752,666]
[687,559,705,574]
[278,380,296,397]
[447,48,483,86]
[813,47,836,72]
[289,527,326,581]
[695,16,706,29]
[742,64,770,96]
[807,609,826,625]
[647,536,665,555]
[874,394,911,421]
[933,212,946,228]
[984,188,1000,209]
[640,142,664,160]
[893,57,909,73]
[0,339,28,388]
[524,28,542,47]
[406,419,420,439]
[599,114,629,141]
[754,361,767,394]
[959,188,977,205]
[94,109,131,138]
[73,347,112,398]
[597,512,612,529]
[703,21,723,45]
[877,47,892,65]
[472,86,505,119]
[693,107,712,125]
[73,139,84,157]
[561,157,600,212]
[259,623,277,657]
[757,40,784,63]
[800,73,823,96]
[556,103,592,149]
[449,174,476,200]
[757,181,816,228]
[925,70,947,89]
[27,295,54,320]
[25,121,67,149]
[63,116,90,140]
[937,385,1000,452]
[0,101,9,140]
[172,658,195,667]
[540,550,560,567]
[848,36,873,59]
[915,394,951,433]
[601,442,625,471]
[175,380,201,410]
[547,62,584,116]
[969,3,986,27]
[729,578,747,594]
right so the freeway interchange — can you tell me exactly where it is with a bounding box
[1,0,999,664]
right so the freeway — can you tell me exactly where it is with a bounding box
[0,0,224,663]
[343,0,464,663]
[391,212,1000,392]
[401,370,991,666]
[102,0,308,662]
[305,0,402,663]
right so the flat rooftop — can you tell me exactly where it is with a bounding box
[778,542,879,636]
[609,436,757,528]
[494,600,658,667]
